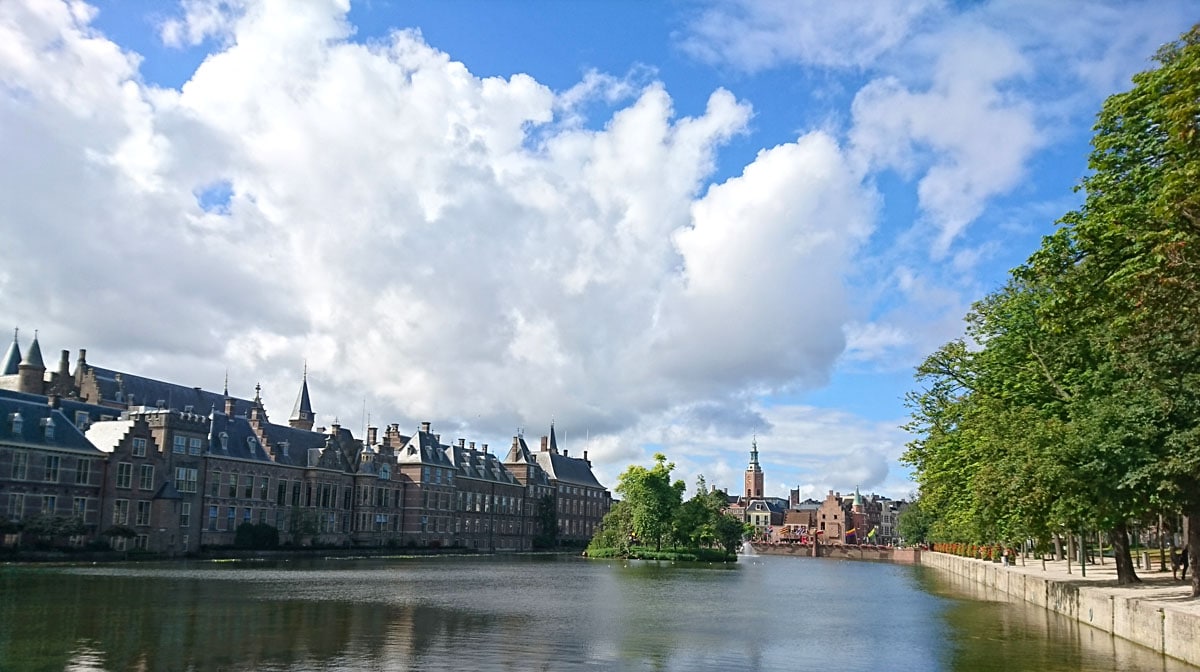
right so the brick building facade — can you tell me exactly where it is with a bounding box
[0,332,611,553]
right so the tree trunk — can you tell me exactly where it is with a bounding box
[1159,513,1168,572]
[1187,509,1200,598]
[1054,533,1063,561]
[1110,523,1141,585]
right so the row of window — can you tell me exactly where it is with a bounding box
[6,451,92,485]
[6,494,94,521]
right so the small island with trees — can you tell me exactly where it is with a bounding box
[586,453,747,561]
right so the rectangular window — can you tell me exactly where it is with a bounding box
[277,481,287,506]
[134,534,149,550]
[423,466,430,482]
[11,452,27,480]
[173,435,186,454]
[116,462,133,489]
[44,455,60,482]
[74,411,90,429]
[209,471,221,497]
[75,458,90,485]
[242,476,253,499]
[176,467,198,493]
[226,506,235,530]
[132,437,147,457]
[259,476,269,501]
[180,502,191,528]
[7,493,24,522]
[188,437,202,455]
[139,464,155,491]
[113,499,130,525]
[136,501,151,526]
[73,497,87,518]
[292,482,301,507]
[42,495,56,514]
[243,507,252,523]
[227,473,237,498]
[208,506,218,530]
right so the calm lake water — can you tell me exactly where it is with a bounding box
[0,553,1194,672]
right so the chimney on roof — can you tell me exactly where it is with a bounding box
[457,438,465,448]
[469,441,475,450]
[367,426,378,445]
[583,450,589,464]
[47,393,60,409]
[420,421,431,433]
[540,436,548,452]
[57,350,69,378]
[563,449,569,457]
[482,443,488,453]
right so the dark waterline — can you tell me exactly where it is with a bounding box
[0,554,1194,671]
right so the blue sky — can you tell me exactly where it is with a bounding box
[1,0,1196,500]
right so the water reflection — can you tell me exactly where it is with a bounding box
[0,555,1194,671]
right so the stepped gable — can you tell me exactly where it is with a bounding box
[1,393,103,455]
[83,418,138,453]
[88,365,253,416]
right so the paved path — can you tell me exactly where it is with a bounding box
[997,553,1200,615]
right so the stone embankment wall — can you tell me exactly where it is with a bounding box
[920,552,1200,667]
[751,543,920,563]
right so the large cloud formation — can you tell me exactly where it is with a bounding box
[0,0,876,481]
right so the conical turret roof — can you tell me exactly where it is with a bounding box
[1,329,20,376]
[291,367,313,420]
[21,332,44,369]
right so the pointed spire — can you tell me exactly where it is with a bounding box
[223,369,229,397]
[548,421,558,454]
[20,329,44,369]
[748,434,760,469]
[1,328,20,376]
[289,363,315,431]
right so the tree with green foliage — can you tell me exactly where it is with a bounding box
[904,25,1200,589]
[896,500,931,545]
[534,494,559,549]
[615,453,685,551]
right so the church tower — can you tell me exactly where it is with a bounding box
[289,365,315,431]
[744,436,764,500]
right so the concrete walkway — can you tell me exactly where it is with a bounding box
[923,552,1200,666]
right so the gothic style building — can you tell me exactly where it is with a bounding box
[0,332,611,554]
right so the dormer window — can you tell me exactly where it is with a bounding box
[279,440,289,457]
[247,436,258,453]
[219,432,228,451]
[41,417,55,441]
[9,411,22,435]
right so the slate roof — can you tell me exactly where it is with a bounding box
[533,450,604,489]
[89,365,253,416]
[446,441,518,485]
[21,334,44,369]
[205,411,275,464]
[0,393,103,455]
[1,334,20,375]
[290,373,313,421]
[396,427,455,468]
